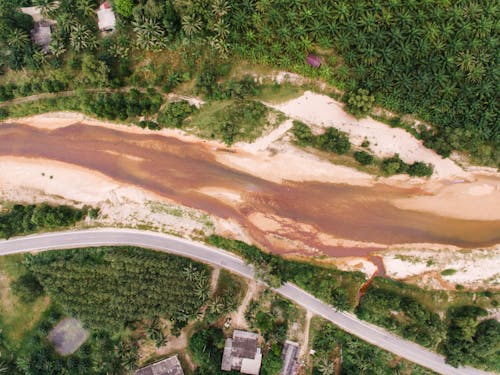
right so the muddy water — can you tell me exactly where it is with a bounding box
[1,123,499,255]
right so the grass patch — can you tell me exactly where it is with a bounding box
[188,99,272,144]
[0,254,50,349]
[309,317,437,374]
[356,277,500,354]
[254,83,304,104]
[206,235,365,311]
[204,269,247,323]
[441,269,457,276]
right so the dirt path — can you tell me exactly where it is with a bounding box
[300,311,313,358]
[210,267,220,294]
[230,280,260,330]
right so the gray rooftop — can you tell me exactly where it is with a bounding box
[222,330,262,374]
[280,341,300,375]
[135,355,184,375]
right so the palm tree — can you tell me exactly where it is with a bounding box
[133,18,167,51]
[316,356,335,375]
[49,39,66,57]
[7,29,30,49]
[33,0,58,18]
[56,13,78,35]
[76,0,95,18]
[212,0,230,18]
[181,14,202,38]
[182,264,197,281]
[70,24,96,52]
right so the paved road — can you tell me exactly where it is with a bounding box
[0,228,492,375]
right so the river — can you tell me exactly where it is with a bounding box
[1,123,499,257]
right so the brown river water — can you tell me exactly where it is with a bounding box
[1,123,499,260]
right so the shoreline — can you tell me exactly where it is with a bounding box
[1,155,499,289]
[2,112,499,221]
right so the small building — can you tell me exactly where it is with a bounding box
[97,1,116,32]
[222,330,262,375]
[31,21,52,53]
[280,341,300,375]
[48,317,90,356]
[306,54,322,68]
[20,6,55,53]
[134,355,184,375]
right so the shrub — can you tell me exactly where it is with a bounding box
[157,100,196,128]
[440,269,457,276]
[291,120,314,146]
[316,127,351,155]
[11,272,44,303]
[354,150,374,165]
[345,88,375,117]
[381,154,408,176]
[408,161,434,177]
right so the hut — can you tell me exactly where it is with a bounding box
[306,54,322,68]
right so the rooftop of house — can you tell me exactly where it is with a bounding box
[134,355,184,375]
[280,340,300,375]
[31,23,52,52]
[222,330,262,375]
[97,1,116,31]
[306,54,322,68]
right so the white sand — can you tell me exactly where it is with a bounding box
[217,140,374,185]
[0,156,215,238]
[392,176,500,220]
[235,119,293,153]
[272,91,469,179]
[379,247,500,289]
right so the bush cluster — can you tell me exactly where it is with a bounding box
[381,154,434,177]
[0,203,89,239]
[292,120,351,155]
[157,100,197,128]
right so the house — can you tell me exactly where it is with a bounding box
[280,341,300,375]
[31,21,52,53]
[306,54,322,68]
[222,330,262,375]
[97,1,116,32]
[134,355,184,375]
[20,6,55,53]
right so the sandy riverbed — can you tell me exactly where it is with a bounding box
[1,107,499,287]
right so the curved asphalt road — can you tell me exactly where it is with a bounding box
[0,228,492,375]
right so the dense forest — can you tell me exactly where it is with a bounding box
[310,318,435,375]
[357,278,500,372]
[0,203,92,239]
[26,246,211,330]
[0,0,498,165]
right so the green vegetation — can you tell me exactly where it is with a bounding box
[441,306,500,371]
[356,277,500,371]
[0,254,137,375]
[292,121,434,177]
[12,306,139,375]
[310,317,436,375]
[27,246,211,330]
[157,100,197,128]
[245,290,303,374]
[189,100,271,144]
[440,269,457,276]
[0,203,91,239]
[204,270,247,323]
[189,325,238,375]
[1,0,497,165]
[207,235,365,310]
[356,284,445,348]
[345,88,375,117]
[292,120,350,155]
[353,150,374,165]
[381,154,434,177]
[0,88,163,124]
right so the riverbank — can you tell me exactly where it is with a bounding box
[1,110,499,289]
